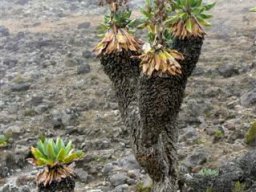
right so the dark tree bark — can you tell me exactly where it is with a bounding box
[100,37,203,192]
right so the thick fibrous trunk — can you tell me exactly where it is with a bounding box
[136,75,184,191]
[100,37,203,192]
[100,51,140,118]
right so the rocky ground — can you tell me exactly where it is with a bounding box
[0,0,256,192]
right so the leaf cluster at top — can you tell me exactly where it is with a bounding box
[139,0,215,44]
[167,0,215,27]
[97,8,140,36]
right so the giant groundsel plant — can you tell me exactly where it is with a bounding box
[94,0,214,191]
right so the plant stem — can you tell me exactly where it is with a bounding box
[109,2,119,34]
[153,0,167,48]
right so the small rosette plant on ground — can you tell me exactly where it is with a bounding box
[0,134,8,147]
[167,0,215,39]
[28,137,84,192]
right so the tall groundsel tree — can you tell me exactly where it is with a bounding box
[94,0,215,191]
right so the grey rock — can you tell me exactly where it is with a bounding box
[241,88,256,107]
[184,151,256,192]
[180,99,212,124]
[102,163,114,175]
[20,186,30,192]
[34,39,54,48]
[109,173,128,187]
[35,103,52,113]
[191,66,205,76]
[184,148,209,168]
[84,0,99,6]
[16,32,25,39]
[77,64,91,74]
[51,108,79,128]
[247,184,256,192]
[217,64,239,78]
[113,184,129,192]
[179,127,198,143]
[4,153,18,171]
[118,154,140,170]
[3,59,18,69]
[65,57,83,67]
[223,119,238,130]
[0,26,10,37]
[29,96,43,106]
[204,86,225,98]
[85,190,103,192]
[1,184,19,192]
[82,139,111,151]
[142,175,153,187]
[16,0,29,5]
[76,168,88,183]
[61,113,75,126]
[78,22,91,29]
[10,83,30,92]
[128,0,144,9]
[13,146,29,169]
[51,117,64,129]
[86,190,103,192]
[126,178,136,185]
[228,129,244,144]
[3,126,23,136]
[69,4,79,11]
[82,50,93,58]
[0,166,9,178]
[14,144,28,155]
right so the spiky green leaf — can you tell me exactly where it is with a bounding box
[250,7,256,12]
[29,137,85,167]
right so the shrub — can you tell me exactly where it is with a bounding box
[198,168,219,177]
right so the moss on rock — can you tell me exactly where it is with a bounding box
[245,121,256,145]
[136,182,152,192]
[232,181,245,192]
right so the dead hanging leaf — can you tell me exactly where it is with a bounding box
[93,28,141,56]
[36,165,75,186]
[154,54,161,71]
[110,2,117,11]
[138,48,184,77]
[171,17,206,39]
[116,33,126,44]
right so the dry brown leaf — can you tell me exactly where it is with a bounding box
[94,28,141,55]
[172,18,206,39]
[139,48,184,77]
[36,165,75,186]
